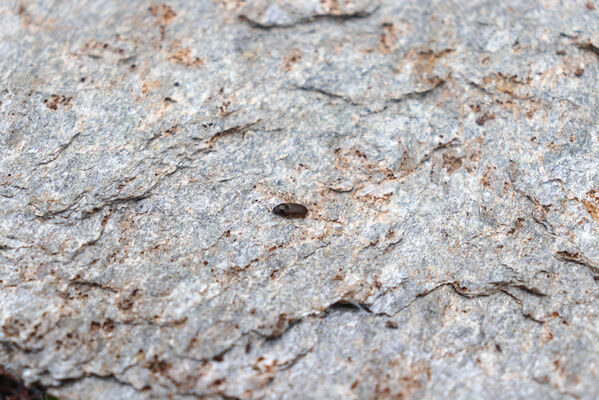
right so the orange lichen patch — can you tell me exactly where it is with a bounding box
[15,3,59,30]
[396,150,416,178]
[475,112,495,125]
[1,317,24,337]
[469,103,481,113]
[219,0,246,12]
[463,136,483,173]
[16,3,33,28]
[320,0,340,13]
[582,190,599,224]
[507,217,525,235]
[141,80,161,96]
[257,313,291,339]
[44,94,72,110]
[357,192,393,204]
[329,147,399,195]
[149,4,177,24]
[149,4,177,40]
[146,355,171,375]
[403,48,454,75]
[365,361,430,399]
[169,46,204,67]
[429,75,447,88]
[380,22,396,53]
[555,250,587,268]
[486,73,515,94]
[442,153,463,174]
[333,147,377,174]
[481,72,530,96]
[80,40,126,58]
[523,100,541,119]
[282,49,302,71]
[162,124,181,137]
[480,165,496,187]
[541,328,554,344]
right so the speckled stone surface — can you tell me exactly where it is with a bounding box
[1,1,598,399]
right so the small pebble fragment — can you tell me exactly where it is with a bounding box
[272,203,308,217]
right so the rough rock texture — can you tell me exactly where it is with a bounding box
[1,0,598,399]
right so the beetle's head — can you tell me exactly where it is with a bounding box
[272,204,289,216]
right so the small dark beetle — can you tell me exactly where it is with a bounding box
[272,203,308,218]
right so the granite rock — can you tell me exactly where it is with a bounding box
[0,0,598,399]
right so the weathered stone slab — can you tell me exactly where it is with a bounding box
[1,0,598,398]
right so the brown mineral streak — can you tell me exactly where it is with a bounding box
[149,4,177,24]
[44,94,72,110]
[583,190,599,223]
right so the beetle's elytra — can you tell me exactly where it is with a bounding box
[272,203,308,217]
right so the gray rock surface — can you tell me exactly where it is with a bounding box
[1,0,598,398]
